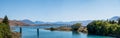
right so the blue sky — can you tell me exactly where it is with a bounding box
[0,0,120,22]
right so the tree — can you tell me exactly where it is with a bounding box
[118,18,120,25]
[108,24,118,34]
[2,15,10,29]
[71,23,81,31]
[109,20,116,24]
[87,20,120,36]
[0,23,12,38]
[87,20,109,35]
[2,15,9,25]
[1,16,12,38]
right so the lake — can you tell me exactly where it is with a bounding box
[12,26,114,38]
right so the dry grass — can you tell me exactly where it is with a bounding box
[12,32,21,38]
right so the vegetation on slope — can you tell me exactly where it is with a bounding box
[0,16,21,38]
[87,20,120,37]
[0,16,12,38]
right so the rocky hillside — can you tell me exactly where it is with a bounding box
[0,18,28,26]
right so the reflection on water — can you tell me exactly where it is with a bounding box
[72,31,87,38]
[72,31,80,35]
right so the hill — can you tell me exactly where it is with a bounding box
[0,18,28,26]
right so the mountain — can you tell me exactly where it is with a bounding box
[20,19,92,26]
[20,19,45,25]
[34,21,44,24]
[109,16,120,21]
[20,19,34,25]
[0,18,28,26]
[81,20,92,26]
[40,20,92,26]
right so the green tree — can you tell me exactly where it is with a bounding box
[109,20,116,24]
[108,24,118,34]
[116,26,120,35]
[1,16,12,38]
[118,18,120,25]
[87,20,120,36]
[0,23,12,38]
[2,15,10,30]
[71,23,81,31]
[87,20,108,35]
[2,15,9,25]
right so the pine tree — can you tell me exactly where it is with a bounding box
[111,20,116,24]
[118,18,120,25]
[2,15,10,30]
[106,19,109,22]
[2,15,12,38]
[2,15,9,25]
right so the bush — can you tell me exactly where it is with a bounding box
[87,20,120,36]
[0,23,12,38]
[71,23,81,31]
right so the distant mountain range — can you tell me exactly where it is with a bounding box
[20,16,120,26]
[20,19,92,26]
[20,19,45,25]
[0,16,120,26]
[0,18,93,26]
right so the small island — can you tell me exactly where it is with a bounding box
[45,23,88,33]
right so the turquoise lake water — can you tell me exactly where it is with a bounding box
[12,26,115,38]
